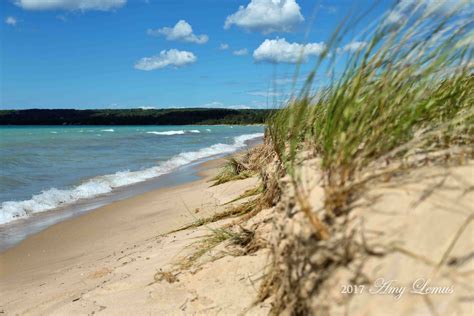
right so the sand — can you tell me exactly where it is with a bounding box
[0,157,269,315]
[265,153,474,315]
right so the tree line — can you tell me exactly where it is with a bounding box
[0,108,274,125]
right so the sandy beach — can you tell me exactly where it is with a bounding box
[0,153,270,315]
[2,1,472,314]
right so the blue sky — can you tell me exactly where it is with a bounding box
[0,0,395,109]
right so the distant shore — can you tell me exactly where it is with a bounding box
[0,108,274,125]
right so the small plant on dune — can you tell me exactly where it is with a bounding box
[211,144,274,186]
[170,196,261,233]
[180,227,237,269]
[211,157,254,186]
[224,183,264,205]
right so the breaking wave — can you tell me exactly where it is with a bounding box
[0,133,263,225]
[146,130,200,136]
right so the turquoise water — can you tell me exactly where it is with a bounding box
[0,125,263,224]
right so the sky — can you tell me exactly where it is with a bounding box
[0,0,397,110]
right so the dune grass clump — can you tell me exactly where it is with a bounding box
[211,157,254,186]
[268,2,473,214]
[179,227,237,270]
[211,144,274,186]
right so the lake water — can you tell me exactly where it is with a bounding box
[0,125,263,225]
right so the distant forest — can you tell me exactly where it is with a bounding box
[0,108,274,125]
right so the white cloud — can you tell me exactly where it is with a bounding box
[224,0,304,34]
[14,0,126,11]
[134,49,197,71]
[249,91,282,97]
[203,101,225,108]
[139,106,156,110]
[253,38,325,64]
[56,15,68,22]
[337,41,367,54]
[201,101,251,109]
[318,4,337,14]
[219,43,230,50]
[5,16,17,26]
[148,20,208,44]
[233,48,248,56]
[229,104,251,109]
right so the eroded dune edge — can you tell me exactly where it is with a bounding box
[1,136,472,315]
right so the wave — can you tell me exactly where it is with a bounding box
[101,129,115,132]
[146,130,200,136]
[0,133,263,225]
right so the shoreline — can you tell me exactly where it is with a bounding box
[0,156,220,274]
[0,137,263,253]
[0,146,266,314]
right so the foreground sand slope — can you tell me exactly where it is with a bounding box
[0,161,269,315]
[266,156,473,315]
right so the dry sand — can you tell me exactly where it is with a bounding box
[0,158,269,315]
[267,154,474,315]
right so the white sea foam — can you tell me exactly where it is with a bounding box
[0,133,263,225]
[146,130,200,136]
[101,129,115,132]
[147,130,185,135]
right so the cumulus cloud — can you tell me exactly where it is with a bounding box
[224,0,304,34]
[253,38,325,64]
[134,49,197,71]
[233,48,248,56]
[14,0,126,11]
[337,41,367,54]
[219,43,230,50]
[5,16,17,26]
[148,20,208,44]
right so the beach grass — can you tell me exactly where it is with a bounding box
[267,2,473,214]
[211,157,255,186]
[179,227,237,269]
